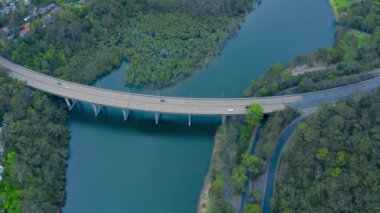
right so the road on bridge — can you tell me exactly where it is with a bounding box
[2,57,380,116]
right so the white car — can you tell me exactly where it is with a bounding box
[227,108,234,112]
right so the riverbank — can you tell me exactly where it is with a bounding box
[63,0,336,211]
[196,124,237,213]
[244,1,380,210]
[197,126,237,213]
[197,105,263,213]
[1,0,262,89]
[328,0,340,23]
[197,129,223,213]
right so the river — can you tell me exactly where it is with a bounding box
[63,0,335,212]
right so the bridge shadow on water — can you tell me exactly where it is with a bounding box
[69,101,220,138]
[65,100,217,213]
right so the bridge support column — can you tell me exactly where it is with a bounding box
[188,114,191,127]
[155,113,160,125]
[92,104,103,117]
[122,109,130,121]
[222,115,227,125]
[64,98,77,111]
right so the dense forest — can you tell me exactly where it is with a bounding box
[0,68,69,212]
[239,1,380,212]
[245,0,380,97]
[273,88,380,212]
[0,0,260,211]
[1,0,258,88]
[254,108,300,164]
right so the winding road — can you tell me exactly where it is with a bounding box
[262,115,307,213]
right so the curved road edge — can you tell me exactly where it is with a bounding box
[262,113,309,213]
[239,126,261,212]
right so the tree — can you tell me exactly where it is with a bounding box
[209,179,224,199]
[244,204,262,213]
[273,88,380,212]
[232,166,247,194]
[245,103,263,127]
[242,154,260,175]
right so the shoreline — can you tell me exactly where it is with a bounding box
[196,3,261,212]
[197,166,212,213]
[197,129,221,213]
[328,0,340,23]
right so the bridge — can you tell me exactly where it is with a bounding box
[2,56,380,125]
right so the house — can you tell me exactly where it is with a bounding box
[19,27,31,37]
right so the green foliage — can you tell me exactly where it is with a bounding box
[123,12,245,88]
[207,175,234,213]
[209,177,224,200]
[244,204,262,213]
[245,103,264,127]
[245,0,380,97]
[0,152,21,213]
[1,0,258,88]
[273,89,380,212]
[248,189,262,204]
[205,115,261,211]
[330,0,350,16]
[255,108,300,161]
[0,71,69,212]
[241,154,260,175]
[232,165,247,194]
[245,64,291,96]
[316,147,329,161]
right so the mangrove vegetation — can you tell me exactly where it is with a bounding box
[1,0,260,88]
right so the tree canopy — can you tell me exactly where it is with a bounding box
[0,69,69,212]
[274,89,380,212]
[1,0,259,88]
[245,0,380,97]
[245,103,263,127]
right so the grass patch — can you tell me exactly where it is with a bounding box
[340,30,371,62]
[329,0,350,18]
[334,0,349,8]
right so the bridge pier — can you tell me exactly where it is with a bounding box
[155,113,160,125]
[222,115,227,125]
[122,109,130,121]
[188,114,191,127]
[64,98,77,111]
[92,104,103,117]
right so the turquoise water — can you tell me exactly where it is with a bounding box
[64,0,335,212]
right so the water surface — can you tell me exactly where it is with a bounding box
[64,0,335,212]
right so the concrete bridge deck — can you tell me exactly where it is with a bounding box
[2,57,380,119]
